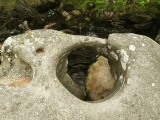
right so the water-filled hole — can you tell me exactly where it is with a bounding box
[56,46,122,102]
[67,47,99,94]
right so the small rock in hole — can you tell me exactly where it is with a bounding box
[86,56,115,101]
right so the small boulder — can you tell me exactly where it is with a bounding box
[86,56,115,101]
[18,21,31,32]
[133,21,154,30]
[126,12,153,24]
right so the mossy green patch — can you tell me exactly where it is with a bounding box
[60,0,160,14]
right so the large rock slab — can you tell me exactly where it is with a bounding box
[0,30,160,119]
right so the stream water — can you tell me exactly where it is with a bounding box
[81,20,158,39]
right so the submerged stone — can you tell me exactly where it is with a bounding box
[86,56,115,101]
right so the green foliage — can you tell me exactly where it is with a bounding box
[60,0,160,14]
[149,7,158,13]
[134,0,150,6]
[85,17,91,22]
[0,0,160,17]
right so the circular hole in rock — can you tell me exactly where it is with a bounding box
[56,46,118,102]
[36,48,44,55]
[0,58,33,87]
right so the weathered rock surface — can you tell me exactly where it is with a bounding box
[0,30,160,119]
[86,55,115,101]
[61,74,85,100]
[155,29,160,44]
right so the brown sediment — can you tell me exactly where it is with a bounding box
[0,77,32,87]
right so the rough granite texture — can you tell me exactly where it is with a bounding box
[0,30,160,120]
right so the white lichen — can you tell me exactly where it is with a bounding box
[129,45,136,51]
[142,43,145,46]
[127,78,132,84]
[35,38,40,42]
[32,59,36,62]
[8,58,11,61]
[31,46,35,50]
[5,37,12,46]
[110,51,118,60]
[117,49,129,70]
[7,49,11,53]
[20,45,24,48]
[128,66,131,69]
[66,59,68,66]
[152,83,155,87]
[15,54,18,58]
[39,41,44,44]
[31,34,34,37]
[133,36,137,39]
[107,45,111,49]
[119,75,123,83]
